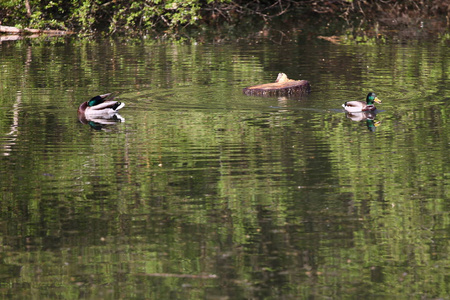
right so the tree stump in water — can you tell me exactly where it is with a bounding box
[243,73,310,96]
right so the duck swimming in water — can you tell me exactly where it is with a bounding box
[78,93,125,129]
[78,93,124,117]
[342,92,381,113]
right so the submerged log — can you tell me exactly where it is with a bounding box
[243,73,310,96]
[0,25,74,36]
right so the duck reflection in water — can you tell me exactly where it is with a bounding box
[78,93,125,130]
[345,111,381,132]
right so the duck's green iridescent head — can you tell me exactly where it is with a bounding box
[87,95,106,107]
[366,92,381,105]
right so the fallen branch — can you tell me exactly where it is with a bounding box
[0,25,74,35]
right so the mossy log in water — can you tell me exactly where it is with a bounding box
[243,73,311,96]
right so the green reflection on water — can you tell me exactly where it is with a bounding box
[0,37,449,299]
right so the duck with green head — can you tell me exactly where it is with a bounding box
[78,93,124,115]
[342,92,381,113]
[78,93,125,126]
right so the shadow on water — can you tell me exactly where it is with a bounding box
[252,105,384,132]
[78,114,125,131]
[345,111,382,132]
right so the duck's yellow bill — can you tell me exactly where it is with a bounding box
[374,97,382,103]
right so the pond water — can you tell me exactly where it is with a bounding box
[0,35,449,299]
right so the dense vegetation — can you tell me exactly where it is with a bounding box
[1,0,449,35]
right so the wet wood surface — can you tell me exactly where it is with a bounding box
[243,73,310,96]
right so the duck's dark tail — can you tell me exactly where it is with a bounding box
[112,102,125,111]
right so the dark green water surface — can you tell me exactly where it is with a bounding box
[0,36,449,299]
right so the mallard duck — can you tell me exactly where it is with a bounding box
[342,92,381,112]
[78,93,125,128]
[78,93,124,116]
